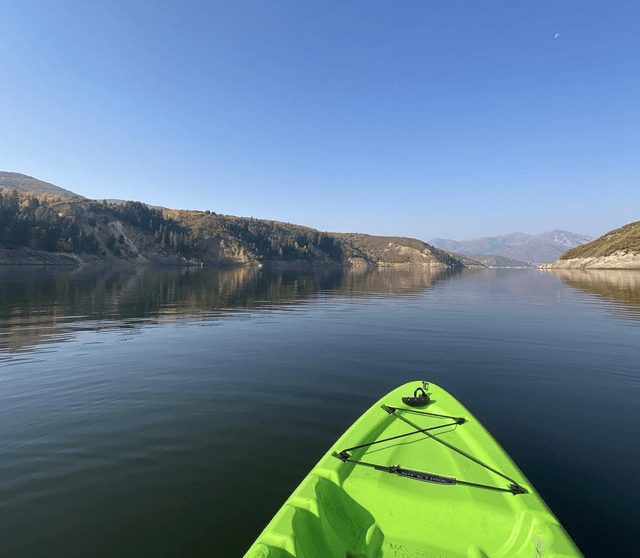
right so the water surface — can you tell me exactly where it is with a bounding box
[1,265,639,556]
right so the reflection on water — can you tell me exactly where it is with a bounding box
[549,269,640,323]
[4,266,640,355]
[0,265,454,354]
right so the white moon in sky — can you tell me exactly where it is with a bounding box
[554,33,560,38]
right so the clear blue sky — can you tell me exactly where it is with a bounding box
[1,1,638,240]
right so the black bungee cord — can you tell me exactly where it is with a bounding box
[335,405,526,495]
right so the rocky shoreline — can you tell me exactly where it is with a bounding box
[0,248,83,266]
[0,247,461,270]
[540,250,640,270]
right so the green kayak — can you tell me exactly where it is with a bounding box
[244,381,582,558]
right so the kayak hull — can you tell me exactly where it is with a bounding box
[244,381,582,558]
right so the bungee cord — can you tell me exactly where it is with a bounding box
[335,405,526,495]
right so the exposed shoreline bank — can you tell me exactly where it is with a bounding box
[540,251,640,270]
[0,248,461,270]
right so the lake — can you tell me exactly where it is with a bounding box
[1,265,639,557]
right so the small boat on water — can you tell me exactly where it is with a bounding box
[244,381,582,558]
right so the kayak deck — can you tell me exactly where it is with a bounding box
[244,381,582,558]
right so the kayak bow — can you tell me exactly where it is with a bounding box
[244,381,582,558]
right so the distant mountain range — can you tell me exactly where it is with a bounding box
[429,231,595,264]
[464,254,534,268]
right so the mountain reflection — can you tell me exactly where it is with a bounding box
[550,269,640,323]
[0,265,453,354]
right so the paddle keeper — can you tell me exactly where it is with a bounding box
[402,386,431,407]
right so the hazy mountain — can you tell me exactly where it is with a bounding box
[468,255,534,268]
[0,172,84,199]
[429,230,594,264]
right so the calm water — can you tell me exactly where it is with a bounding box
[1,265,639,556]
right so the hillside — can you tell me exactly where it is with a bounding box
[0,172,84,199]
[544,220,640,269]
[332,233,465,267]
[429,230,594,264]
[0,185,465,269]
[444,252,485,267]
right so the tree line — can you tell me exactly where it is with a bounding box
[213,216,343,261]
[0,189,101,253]
[112,200,195,257]
[1,189,344,262]
[0,191,194,258]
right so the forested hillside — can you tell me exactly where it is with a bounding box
[0,189,191,259]
[0,188,463,268]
